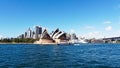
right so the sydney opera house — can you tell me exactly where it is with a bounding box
[35,28,69,44]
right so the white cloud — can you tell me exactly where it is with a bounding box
[70,29,75,33]
[82,31,104,39]
[88,32,99,36]
[104,21,112,24]
[0,34,3,38]
[105,26,112,31]
[81,29,120,39]
[103,30,120,38]
[85,25,94,29]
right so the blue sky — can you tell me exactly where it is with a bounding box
[0,0,120,38]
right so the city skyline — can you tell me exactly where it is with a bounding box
[18,26,42,39]
[0,0,120,38]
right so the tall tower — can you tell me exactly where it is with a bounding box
[24,32,27,38]
[32,31,36,39]
[35,26,42,39]
[26,27,32,38]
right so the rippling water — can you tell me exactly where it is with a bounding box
[0,44,120,68]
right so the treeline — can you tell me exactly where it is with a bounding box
[0,38,39,43]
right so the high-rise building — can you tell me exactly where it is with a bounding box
[18,34,24,38]
[71,33,78,40]
[66,33,71,40]
[26,28,32,38]
[24,32,27,38]
[32,31,36,39]
[35,26,42,39]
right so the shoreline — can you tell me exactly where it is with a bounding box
[0,43,33,44]
[0,42,73,45]
[0,42,120,45]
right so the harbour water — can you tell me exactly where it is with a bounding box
[0,44,120,68]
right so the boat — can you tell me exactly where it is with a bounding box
[70,39,87,45]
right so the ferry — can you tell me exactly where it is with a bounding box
[71,39,87,45]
